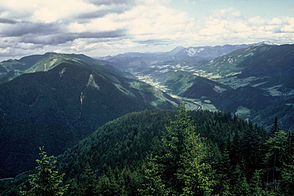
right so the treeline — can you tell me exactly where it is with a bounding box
[2,109,294,195]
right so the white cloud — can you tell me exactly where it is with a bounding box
[0,0,294,60]
[68,14,126,32]
[0,0,97,23]
[33,0,99,23]
[216,8,242,19]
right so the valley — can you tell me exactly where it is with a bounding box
[104,44,294,130]
[133,72,203,111]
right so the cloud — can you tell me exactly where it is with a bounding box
[0,0,294,61]
[0,18,17,24]
[20,30,126,45]
[0,22,61,37]
[136,39,172,45]
[77,9,124,19]
[215,8,242,19]
[0,0,99,22]
[85,0,136,6]
[76,3,131,20]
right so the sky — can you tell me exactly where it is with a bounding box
[0,0,294,60]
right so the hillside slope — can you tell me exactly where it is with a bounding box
[187,44,294,129]
[1,109,270,195]
[0,53,177,178]
[56,109,265,181]
[104,44,294,130]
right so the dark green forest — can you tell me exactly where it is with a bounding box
[0,53,177,178]
[2,108,293,195]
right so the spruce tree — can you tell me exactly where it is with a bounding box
[250,170,264,196]
[264,130,288,191]
[280,131,294,195]
[281,155,294,195]
[232,164,250,195]
[141,106,214,195]
[20,146,68,196]
[270,117,279,135]
[139,155,169,196]
[179,132,215,195]
[79,162,97,196]
[96,168,123,195]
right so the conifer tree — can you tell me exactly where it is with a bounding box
[264,130,288,189]
[270,117,279,135]
[179,132,215,195]
[79,162,97,196]
[250,170,264,196]
[141,106,214,195]
[281,155,294,195]
[232,164,250,195]
[139,155,169,196]
[96,168,124,195]
[20,146,68,196]
[215,148,232,193]
[280,131,294,195]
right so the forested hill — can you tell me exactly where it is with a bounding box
[198,44,294,130]
[125,44,294,131]
[0,53,178,178]
[3,108,292,195]
[57,109,266,179]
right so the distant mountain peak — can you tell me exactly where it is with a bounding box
[169,46,185,55]
[255,41,278,46]
[185,47,205,57]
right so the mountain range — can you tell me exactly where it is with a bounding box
[101,44,251,74]
[0,53,177,178]
[106,44,294,130]
[1,43,293,179]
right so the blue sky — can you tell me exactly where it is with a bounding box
[0,0,293,60]
[170,0,294,19]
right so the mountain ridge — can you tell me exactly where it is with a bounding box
[0,53,178,178]
[101,44,294,130]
